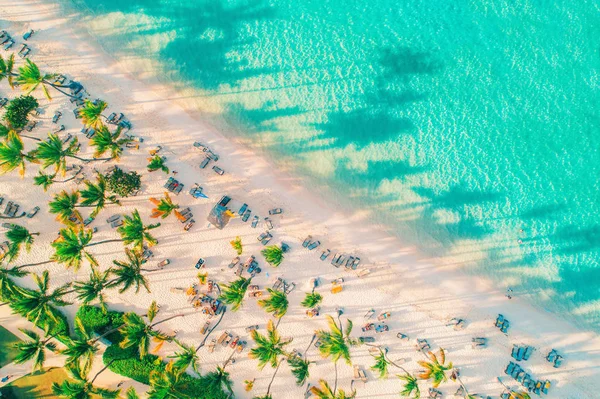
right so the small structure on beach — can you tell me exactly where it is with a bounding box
[207,195,234,229]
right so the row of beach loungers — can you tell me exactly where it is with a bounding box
[505,361,551,395]
[495,314,510,333]
[193,141,225,175]
[0,197,39,219]
[511,344,534,362]
[229,255,262,278]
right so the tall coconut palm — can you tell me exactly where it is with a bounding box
[417,348,453,388]
[316,315,358,393]
[35,134,102,175]
[310,379,356,399]
[0,123,41,143]
[90,125,130,160]
[219,276,251,311]
[52,362,120,399]
[149,193,179,219]
[17,59,74,100]
[254,356,286,399]
[80,174,120,217]
[204,366,233,398]
[0,131,35,177]
[117,209,160,250]
[168,341,200,374]
[0,264,27,302]
[301,291,322,309]
[119,301,183,358]
[61,317,100,374]
[49,190,82,225]
[398,373,421,398]
[258,288,288,320]
[147,361,190,399]
[147,155,169,174]
[79,99,108,129]
[249,319,291,370]
[110,248,151,294]
[261,245,284,267]
[11,270,70,325]
[125,387,141,399]
[0,53,15,88]
[72,268,111,309]
[12,328,57,372]
[33,170,76,191]
[287,353,313,386]
[3,224,39,263]
[51,227,120,271]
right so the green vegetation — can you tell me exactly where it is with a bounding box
[230,236,243,255]
[104,167,140,197]
[301,291,322,308]
[258,288,289,318]
[261,245,284,267]
[90,125,130,160]
[149,192,179,219]
[3,95,38,130]
[147,155,168,174]
[0,325,21,367]
[0,368,80,399]
[219,276,252,311]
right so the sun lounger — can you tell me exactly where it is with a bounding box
[500,319,510,334]
[269,208,283,215]
[52,111,62,123]
[106,112,116,123]
[307,240,320,250]
[106,214,120,223]
[542,380,551,394]
[212,165,225,175]
[416,339,431,352]
[25,120,37,132]
[238,203,248,215]
[242,209,251,222]
[19,44,31,58]
[26,206,40,218]
[264,217,273,230]
[4,39,15,51]
[302,235,312,248]
[110,220,123,228]
[320,249,331,260]
[184,219,195,231]
[198,157,211,169]
[512,346,525,361]
[428,388,441,398]
[85,128,96,139]
[331,253,341,266]
[284,282,296,294]
[23,30,34,41]
[396,332,409,341]
[523,346,533,361]
[251,215,259,228]
[378,311,391,321]
[261,233,273,245]
[53,125,65,134]
[195,258,205,269]
[495,314,504,327]
[0,98,7,108]
[228,257,240,269]
[158,259,170,269]
[181,212,193,224]
[54,74,67,85]
[0,35,9,45]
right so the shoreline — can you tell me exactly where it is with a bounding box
[0,0,599,398]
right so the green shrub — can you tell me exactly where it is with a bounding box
[3,95,38,129]
[104,167,141,197]
[76,305,124,344]
[103,344,162,385]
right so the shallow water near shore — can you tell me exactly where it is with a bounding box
[67,0,600,330]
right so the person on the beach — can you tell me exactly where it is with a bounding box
[506,287,513,299]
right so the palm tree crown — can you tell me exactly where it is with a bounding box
[301,291,323,309]
[258,288,289,318]
[12,328,57,372]
[0,131,34,177]
[3,224,39,263]
[0,53,15,88]
[17,59,55,100]
[49,190,81,225]
[90,125,130,159]
[110,248,151,294]
[79,99,107,130]
[417,348,453,388]
[73,268,111,309]
[310,379,356,399]
[80,174,120,217]
[149,192,179,219]
[219,276,251,311]
[249,319,290,370]
[168,341,200,374]
[147,361,190,399]
[52,362,120,399]
[12,270,70,325]
[261,245,284,267]
[315,315,357,365]
[35,134,82,175]
[147,155,169,174]
[119,301,177,358]
[117,209,160,250]
[51,227,98,270]
[0,264,28,302]
[61,317,100,375]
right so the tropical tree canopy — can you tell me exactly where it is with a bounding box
[16,59,55,100]
[203,366,233,397]
[48,190,81,225]
[416,348,453,388]
[111,248,151,294]
[3,95,39,130]
[0,53,15,88]
[371,349,390,379]
[147,155,169,174]
[79,99,107,130]
[309,379,356,399]
[119,302,172,358]
[3,224,38,263]
[11,270,70,326]
[12,328,57,372]
[168,341,200,374]
[147,361,190,399]
[90,125,130,159]
[34,134,81,175]
[104,166,141,197]
[0,264,28,302]
[149,192,179,219]
[80,173,120,217]
[258,288,289,318]
[230,236,243,255]
[301,292,323,309]
[73,268,111,309]
[52,362,120,399]
[0,131,33,177]
[219,276,251,311]
[287,355,312,386]
[315,315,356,365]
[34,170,57,191]
[61,317,100,375]
[249,319,290,370]
[117,209,160,250]
[51,227,97,270]
[261,245,284,267]
[398,373,421,398]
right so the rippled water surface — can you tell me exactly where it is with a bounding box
[69,0,600,329]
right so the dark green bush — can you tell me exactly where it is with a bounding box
[103,344,163,385]
[76,305,124,344]
[104,167,141,197]
[3,95,39,129]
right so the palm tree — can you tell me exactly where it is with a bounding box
[147,155,169,174]
[249,319,291,370]
[0,265,27,303]
[204,366,233,397]
[119,301,183,358]
[147,361,190,399]
[168,341,200,374]
[80,174,120,217]
[0,123,41,143]
[287,354,312,386]
[417,348,453,388]
[230,236,243,255]
[219,276,251,311]
[49,190,82,225]
[72,268,111,309]
[0,131,35,177]
[261,245,284,267]
[61,318,100,374]
[125,387,141,399]
[0,53,15,88]
[12,270,70,325]
[110,248,151,294]
[254,356,286,399]
[79,99,108,129]
[51,227,120,271]
[35,135,104,175]
[117,209,160,250]
[52,362,120,399]
[2,224,39,263]
[258,288,288,321]
[149,193,179,219]
[17,59,75,100]
[310,379,356,399]
[301,292,323,308]
[33,171,76,191]
[398,373,421,398]
[12,328,57,372]
[90,125,130,160]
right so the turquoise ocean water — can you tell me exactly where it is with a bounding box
[68,0,600,329]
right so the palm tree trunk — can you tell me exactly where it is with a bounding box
[304,334,316,360]
[90,359,116,384]
[150,313,184,328]
[44,81,79,99]
[196,307,227,352]
[333,360,339,395]
[222,348,237,369]
[68,155,112,163]
[0,213,27,219]
[20,134,41,142]
[265,358,284,396]
[87,239,122,247]
[15,259,54,270]
[275,315,283,329]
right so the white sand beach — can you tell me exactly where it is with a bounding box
[0,1,599,398]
